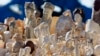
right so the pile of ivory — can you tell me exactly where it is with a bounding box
[0,0,100,56]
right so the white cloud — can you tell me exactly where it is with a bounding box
[54,5,61,13]
[0,0,12,7]
[41,4,61,13]
[9,4,22,15]
[78,0,95,8]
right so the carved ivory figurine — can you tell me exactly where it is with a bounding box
[19,47,32,56]
[34,22,50,45]
[42,2,54,27]
[24,2,37,39]
[56,9,74,39]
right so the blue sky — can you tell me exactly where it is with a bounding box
[0,0,94,22]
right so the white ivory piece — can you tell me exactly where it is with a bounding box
[3,31,11,42]
[85,19,100,33]
[24,2,37,39]
[42,2,54,27]
[0,48,8,56]
[56,9,74,38]
[94,45,100,56]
